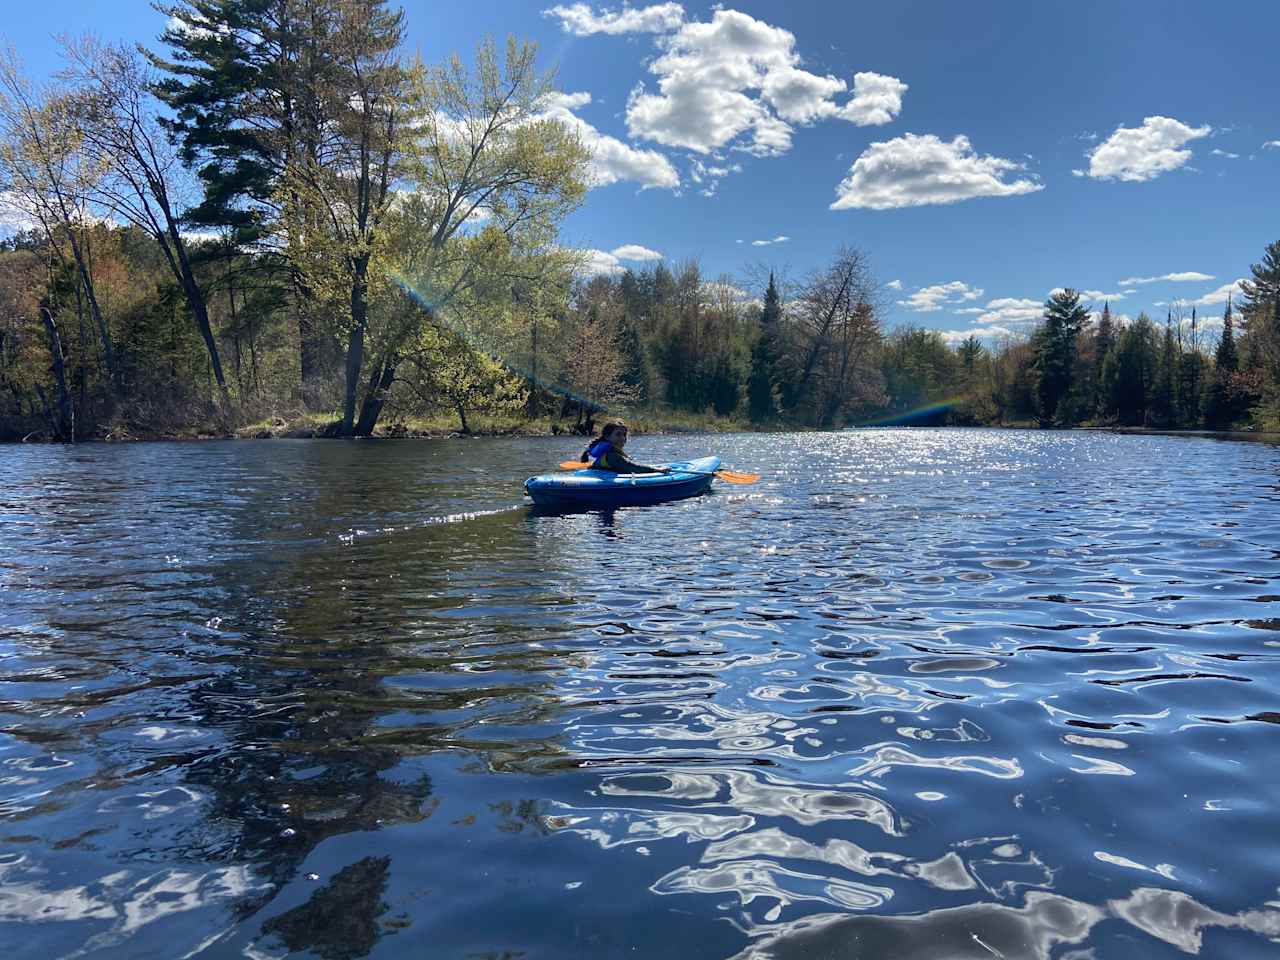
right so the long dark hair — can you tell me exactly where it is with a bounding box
[581,420,627,461]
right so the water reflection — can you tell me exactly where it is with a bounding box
[2,431,1280,958]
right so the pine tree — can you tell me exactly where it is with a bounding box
[1238,240,1280,320]
[1092,301,1114,416]
[1205,298,1242,428]
[1153,318,1177,426]
[1031,288,1089,426]
[1215,298,1238,374]
[747,272,782,422]
[150,0,346,393]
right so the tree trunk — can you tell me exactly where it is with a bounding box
[39,306,73,442]
[355,353,396,437]
[65,229,115,388]
[340,257,371,436]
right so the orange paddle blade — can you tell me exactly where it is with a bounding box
[558,460,589,470]
[714,470,759,484]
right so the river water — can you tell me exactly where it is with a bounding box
[2,429,1279,959]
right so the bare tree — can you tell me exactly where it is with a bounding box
[61,37,228,397]
[787,246,878,422]
[0,47,115,385]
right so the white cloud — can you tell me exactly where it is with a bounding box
[543,2,684,35]
[688,157,743,196]
[1086,116,1211,182]
[580,244,666,275]
[940,324,1015,344]
[831,134,1042,210]
[1081,290,1125,301]
[1263,140,1280,149]
[837,72,907,126]
[624,9,906,158]
[1118,271,1214,285]
[886,279,903,291]
[0,191,39,233]
[972,297,1044,326]
[611,243,663,260]
[762,66,847,124]
[898,281,984,312]
[1191,279,1245,307]
[581,249,628,276]
[538,92,680,190]
[1211,148,1239,159]
[750,234,790,246]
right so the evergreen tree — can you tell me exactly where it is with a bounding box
[1205,298,1242,428]
[151,0,348,393]
[1238,240,1280,321]
[747,272,781,422]
[1092,301,1114,415]
[1216,298,1238,374]
[1153,317,1177,426]
[1102,313,1157,425]
[1031,288,1089,426]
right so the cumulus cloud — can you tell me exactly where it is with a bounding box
[1211,148,1239,159]
[624,9,906,159]
[611,243,663,260]
[750,235,790,246]
[1086,116,1211,182]
[886,279,903,291]
[940,324,1015,344]
[580,243,666,275]
[1263,140,1280,149]
[1118,271,1214,285]
[972,297,1045,326]
[543,2,685,35]
[1190,279,1246,307]
[1081,290,1125,301]
[537,91,680,190]
[831,134,1042,210]
[837,72,907,126]
[898,281,984,312]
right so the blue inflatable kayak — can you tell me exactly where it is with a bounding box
[524,456,720,510]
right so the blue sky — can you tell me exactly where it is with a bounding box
[8,1,1280,339]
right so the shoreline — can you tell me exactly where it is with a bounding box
[6,420,1278,445]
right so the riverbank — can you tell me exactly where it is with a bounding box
[4,407,757,443]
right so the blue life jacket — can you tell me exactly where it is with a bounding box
[586,439,612,468]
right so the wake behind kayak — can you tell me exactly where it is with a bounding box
[524,456,720,510]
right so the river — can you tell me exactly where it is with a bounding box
[2,429,1279,959]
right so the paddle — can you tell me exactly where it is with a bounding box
[556,460,759,484]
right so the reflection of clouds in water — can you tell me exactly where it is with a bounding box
[1110,887,1280,953]
[99,785,204,821]
[0,858,267,954]
[848,743,1023,781]
[728,886,1280,959]
[555,807,755,848]
[569,700,840,762]
[597,768,902,833]
[728,891,1103,959]
[699,827,979,894]
[653,859,894,921]
[754,670,942,715]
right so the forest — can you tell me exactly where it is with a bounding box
[1,0,1278,443]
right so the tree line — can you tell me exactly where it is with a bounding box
[0,0,1277,442]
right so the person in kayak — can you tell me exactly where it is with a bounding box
[580,421,670,474]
